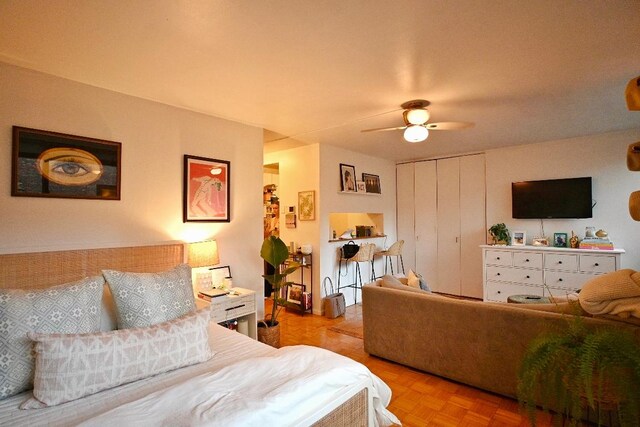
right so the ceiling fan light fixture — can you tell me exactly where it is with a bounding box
[404,125,429,143]
[406,108,430,125]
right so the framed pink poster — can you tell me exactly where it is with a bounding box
[183,155,230,222]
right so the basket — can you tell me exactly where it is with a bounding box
[257,321,280,348]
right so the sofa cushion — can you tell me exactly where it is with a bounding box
[0,276,104,399]
[380,275,430,294]
[407,270,431,292]
[103,264,196,329]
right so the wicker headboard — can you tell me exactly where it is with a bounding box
[0,244,184,290]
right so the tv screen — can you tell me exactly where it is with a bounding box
[512,177,592,219]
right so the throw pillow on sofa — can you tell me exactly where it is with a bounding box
[380,275,430,295]
[407,269,431,292]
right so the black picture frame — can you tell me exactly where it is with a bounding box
[553,232,568,248]
[287,283,305,305]
[210,265,232,288]
[339,163,356,192]
[11,126,121,200]
[183,155,231,222]
[362,173,381,194]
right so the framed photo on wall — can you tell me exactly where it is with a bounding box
[356,180,366,193]
[11,126,121,200]
[183,155,230,222]
[339,163,357,192]
[298,190,315,221]
[362,173,381,194]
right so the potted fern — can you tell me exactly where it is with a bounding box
[258,235,300,348]
[518,315,640,426]
[488,223,510,245]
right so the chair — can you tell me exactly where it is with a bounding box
[337,243,376,304]
[376,240,405,276]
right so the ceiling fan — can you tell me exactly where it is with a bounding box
[361,99,474,143]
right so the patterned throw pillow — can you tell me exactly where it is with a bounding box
[22,309,213,408]
[0,276,104,399]
[103,264,196,329]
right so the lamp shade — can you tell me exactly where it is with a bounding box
[404,125,429,143]
[406,108,430,125]
[187,240,220,267]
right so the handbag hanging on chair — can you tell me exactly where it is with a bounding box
[341,240,359,259]
[322,277,345,319]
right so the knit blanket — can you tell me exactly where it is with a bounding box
[579,269,640,318]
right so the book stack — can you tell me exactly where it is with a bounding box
[198,288,229,301]
[579,238,614,250]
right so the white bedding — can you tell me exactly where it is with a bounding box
[78,345,398,427]
[0,323,398,427]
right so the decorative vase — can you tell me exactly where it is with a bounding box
[257,321,280,348]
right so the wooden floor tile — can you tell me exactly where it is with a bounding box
[271,300,551,426]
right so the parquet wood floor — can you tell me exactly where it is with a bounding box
[273,300,554,427]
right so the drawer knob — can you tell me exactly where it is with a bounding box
[525,259,530,262]
[496,273,501,276]
[526,275,530,279]
[559,278,563,282]
[497,291,501,294]
[595,263,599,266]
[558,261,563,264]
[496,257,500,260]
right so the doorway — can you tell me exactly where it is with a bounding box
[263,163,279,296]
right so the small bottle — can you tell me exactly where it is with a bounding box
[332,230,336,239]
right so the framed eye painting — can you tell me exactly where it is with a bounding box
[11,126,121,200]
[183,155,231,222]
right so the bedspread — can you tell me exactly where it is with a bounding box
[78,345,400,427]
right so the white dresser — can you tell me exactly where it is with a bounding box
[481,245,625,302]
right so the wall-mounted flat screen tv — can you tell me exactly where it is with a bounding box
[512,177,592,219]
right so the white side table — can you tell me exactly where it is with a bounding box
[196,287,257,339]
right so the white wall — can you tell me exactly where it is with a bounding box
[319,145,397,306]
[0,63,266,318]
[486,128,640,270]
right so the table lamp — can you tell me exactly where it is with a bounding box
[187,240,219,290]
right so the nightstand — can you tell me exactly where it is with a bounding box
[196,287,257,339]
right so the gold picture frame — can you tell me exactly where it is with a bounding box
[298,190,315,221]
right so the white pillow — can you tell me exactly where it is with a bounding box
[0,276,104,399]
[103,264,196,329]
[407,269,431,292]
[22,309,213,408]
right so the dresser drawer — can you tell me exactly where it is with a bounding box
[579,255,616,273]
[209,293,256,323]
[486,265,543,285]
[485,250,512,266]
[513,252,543,269]
[485,281,543,302]
[544,253,577,271]
[544,271,590,292]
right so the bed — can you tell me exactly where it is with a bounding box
[0,244,399,427]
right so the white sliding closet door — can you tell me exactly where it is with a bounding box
[460,155,486,298]
[396,163,416,272]
[436,157,461,294]
[414,161,438,287]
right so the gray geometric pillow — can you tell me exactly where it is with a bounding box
[103,264,196,329]
[0,276,104,399]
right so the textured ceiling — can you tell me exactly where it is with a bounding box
[1,0,639,161]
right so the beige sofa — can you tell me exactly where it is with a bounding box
[362,279,640,399]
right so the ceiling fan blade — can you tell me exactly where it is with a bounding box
[361,125,407,133]
[426,121,474,130]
